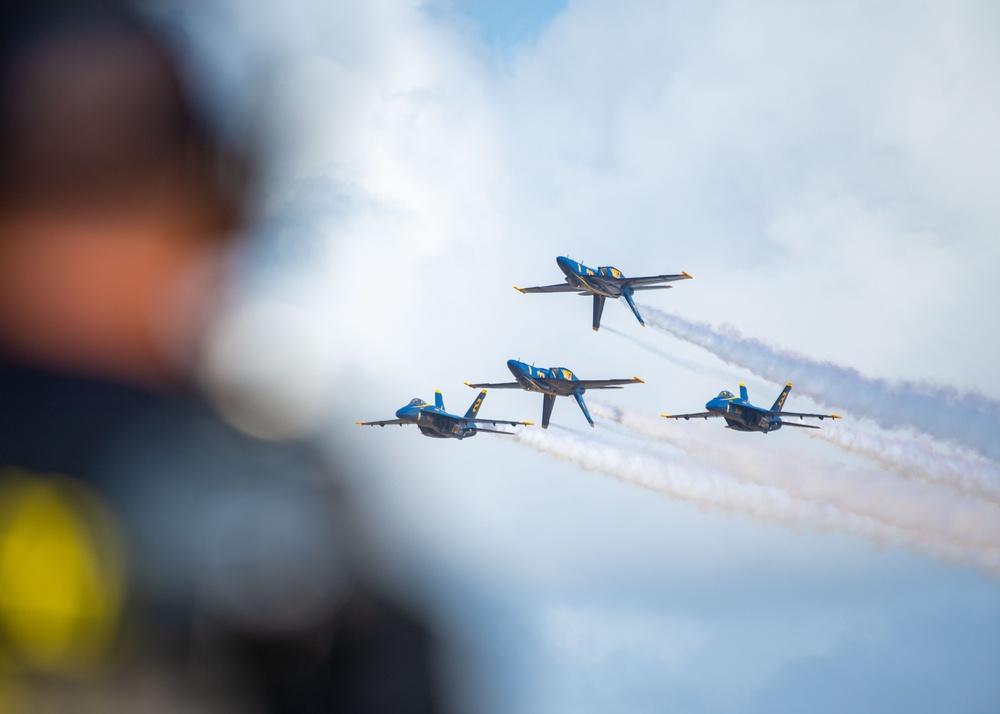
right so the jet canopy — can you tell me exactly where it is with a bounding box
[598,266,623,278]
[551,368,575,380]
[718,390,735,399]
[409,398,426,406]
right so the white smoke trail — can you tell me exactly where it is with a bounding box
[513,426,1000,575]
[588,401,1000,559]
[603,326,734,383]
[809,423,1000,504]
[640,304,1000,462]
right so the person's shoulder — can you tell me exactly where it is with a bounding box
[0,357,333,488]
[0,357,173,479]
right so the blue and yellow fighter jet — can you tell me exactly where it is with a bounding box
[515,256,692,331]
[357,390,532,439]
[466,359,643,429]
[661,383,841,433]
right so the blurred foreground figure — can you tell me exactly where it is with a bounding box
[0,2,443,712]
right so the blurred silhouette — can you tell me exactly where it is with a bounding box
[0,1,445,712]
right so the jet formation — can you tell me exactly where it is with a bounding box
[358,256,843,436]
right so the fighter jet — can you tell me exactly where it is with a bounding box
[466,359,643,428]
[515,256,692,331]
[357,390,532,439]
[661,383,841,433]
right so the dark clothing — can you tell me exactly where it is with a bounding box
[0,358,170,480]
[0,357,442,714]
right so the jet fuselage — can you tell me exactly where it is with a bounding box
[506,359,582,396]
[705,392,784,433]
[393,399,479,439]
[556,256,626,298]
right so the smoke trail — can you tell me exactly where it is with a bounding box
[589,401,1000,557]
[550,424,593,438]
[603,326,733,382]
[640,304,1000,462]
[513,426,1000,574]
[554,420,653,448]
[810,424,1000,504]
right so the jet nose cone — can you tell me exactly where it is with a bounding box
[506,359,524,374]
[556,255,576,272]
[395,407,409,418]
[556,255,579,275]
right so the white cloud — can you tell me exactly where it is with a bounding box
[170,1,1000,711]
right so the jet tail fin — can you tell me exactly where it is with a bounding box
[573,392,595,427]
[771,383,792,412]
[739,383,749,401]
[464,390,487,419]
[541,394,556,429]
[435,390,445,410]
[592,295,606,331]
[621,288,644,326]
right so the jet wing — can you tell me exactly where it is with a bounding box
[764,411,842,420]
[514,283,578,293]
[660,412,718,420]
[465,418,534,427]
[356,419,407,427]
[624,272,692,287]
[777,421,820,429]
[464,381,521,389]
[573,377,644,390]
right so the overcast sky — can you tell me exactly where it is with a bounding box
[167,1,1000,712]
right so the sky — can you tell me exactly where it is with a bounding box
[160,1,1000,712]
